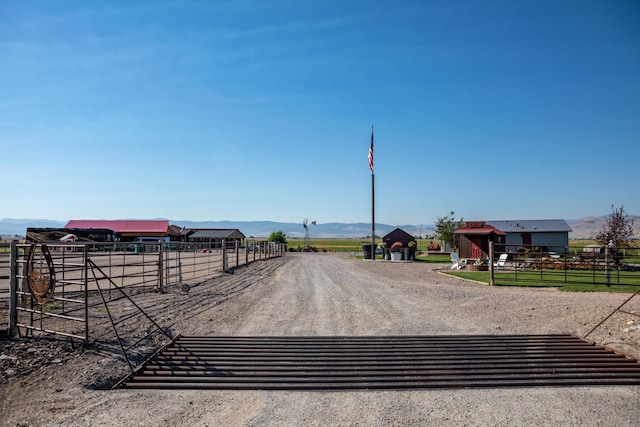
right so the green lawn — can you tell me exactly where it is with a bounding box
[286,238,377,252]
[448,270,640,292]
[285,238,444,253]
[414,254,451,263]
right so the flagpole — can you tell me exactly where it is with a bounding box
[370,125,375,260]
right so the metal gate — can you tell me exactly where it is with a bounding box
[2,240,284,341]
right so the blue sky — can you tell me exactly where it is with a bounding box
[1,1,638,225]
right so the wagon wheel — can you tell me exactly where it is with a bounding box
[27,243,56,304]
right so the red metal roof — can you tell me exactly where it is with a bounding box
[65,220,169,234]
[454,225,506,236]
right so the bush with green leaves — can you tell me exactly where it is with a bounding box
[268,231,287,245]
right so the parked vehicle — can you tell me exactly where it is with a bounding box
[26,227,117,251]
[127,237,170,252]
[578,244,623,264]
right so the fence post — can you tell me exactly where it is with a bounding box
[222,239,227,271]
[605,245,611,287]
[235,240,239,268]
[158,240,164,291]
[489,241,495,286]
[8,240,19,338]
[83,245,89,342]
[564,245,568,283]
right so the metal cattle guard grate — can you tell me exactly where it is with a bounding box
[118,334,640,390]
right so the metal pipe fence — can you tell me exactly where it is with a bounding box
[489,243,640,287]
[1,239,284,341]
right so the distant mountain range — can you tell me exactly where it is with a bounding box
[565,215,640,239]
[0,218,429,239]
[1,216,638,240]
[0,218,68,237]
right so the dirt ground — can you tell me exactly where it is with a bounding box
[1,252,640,426]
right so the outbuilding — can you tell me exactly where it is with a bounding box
[187,228,246,249]
[454,222,506,259]
[382,228,416,248]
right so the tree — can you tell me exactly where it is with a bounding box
[435,211,464,250]
[268,230,288,245]
[592,205,636,248]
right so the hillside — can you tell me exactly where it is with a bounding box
[567,215,640,239]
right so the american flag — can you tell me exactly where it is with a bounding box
[368,128,374,173]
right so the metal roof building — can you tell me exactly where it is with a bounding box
[485,219,572,253]
[485,219,572,233]
[187,228,246,248]
[64,220,169,240]
[188,229,246,240]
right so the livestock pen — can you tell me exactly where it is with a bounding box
[0,240,284,343]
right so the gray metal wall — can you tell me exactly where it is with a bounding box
[504,232,569,253]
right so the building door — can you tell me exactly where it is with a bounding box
[469,236,483,258]
[522,233,532,246]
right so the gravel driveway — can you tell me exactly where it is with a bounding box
[1,252,639,426]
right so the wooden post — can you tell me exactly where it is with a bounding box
[222,239,227,271]
[489,241,495,286]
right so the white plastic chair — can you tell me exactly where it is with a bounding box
[450,253,466,270]
[494,253,508,269]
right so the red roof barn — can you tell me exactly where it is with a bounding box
[454,221,506,259]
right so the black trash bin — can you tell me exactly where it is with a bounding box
[362,243,373,259]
